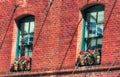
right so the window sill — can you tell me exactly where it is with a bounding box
[76,56,101,67]
[10,63,31,72]
[3,63,120,77]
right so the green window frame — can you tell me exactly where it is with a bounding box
[81,4,104,51]
[16,15,35,57]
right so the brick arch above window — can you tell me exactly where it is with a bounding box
[81,4,104,19]
[81,3,104,10]
[15,14,35,22]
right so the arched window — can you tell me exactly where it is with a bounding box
[81,4,104,51]
[16,15,35,57]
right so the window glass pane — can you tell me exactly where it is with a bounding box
[24,47,28,56]
[90,38,102,49]
[97,24,103,36]
[88,23,97,37]
[24,22,29,34]
[96,38,102,49]
[90,39,96,49]
[89,33,96,38]
[30,21,34,33]
[24,46,32,57]
[97,11,104,23]
[23,35,29,45]
[22,34,33,45]
[28,34,33,45]
[97,38,102,44]
[90,12,96,23]
[28,50,32,57]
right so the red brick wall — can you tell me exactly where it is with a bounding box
[0,0,120,77]
[0,0,16,73]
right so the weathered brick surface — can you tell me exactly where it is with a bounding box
[0,0,120,77]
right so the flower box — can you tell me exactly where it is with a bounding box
[76,49,101,66]
[10,56,31,72]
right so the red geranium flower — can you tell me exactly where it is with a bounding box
[88,49,94,54]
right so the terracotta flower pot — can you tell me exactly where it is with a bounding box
[87,57,93,65]
[96,56,100,64]
[13,64,18,71]
[19,63,24,71]
[94,56,100,64]
[80,58,85,65]
[26,62,31,71]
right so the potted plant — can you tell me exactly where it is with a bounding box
[18,56,25,71]
[86,49,94,65]
[12,56,31,72]
[79,50,86,65]
[18,56,30,71]
[25,57,31,71]
[93,48,101,64]
[26,62,31,71]
[13,57,19,71]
